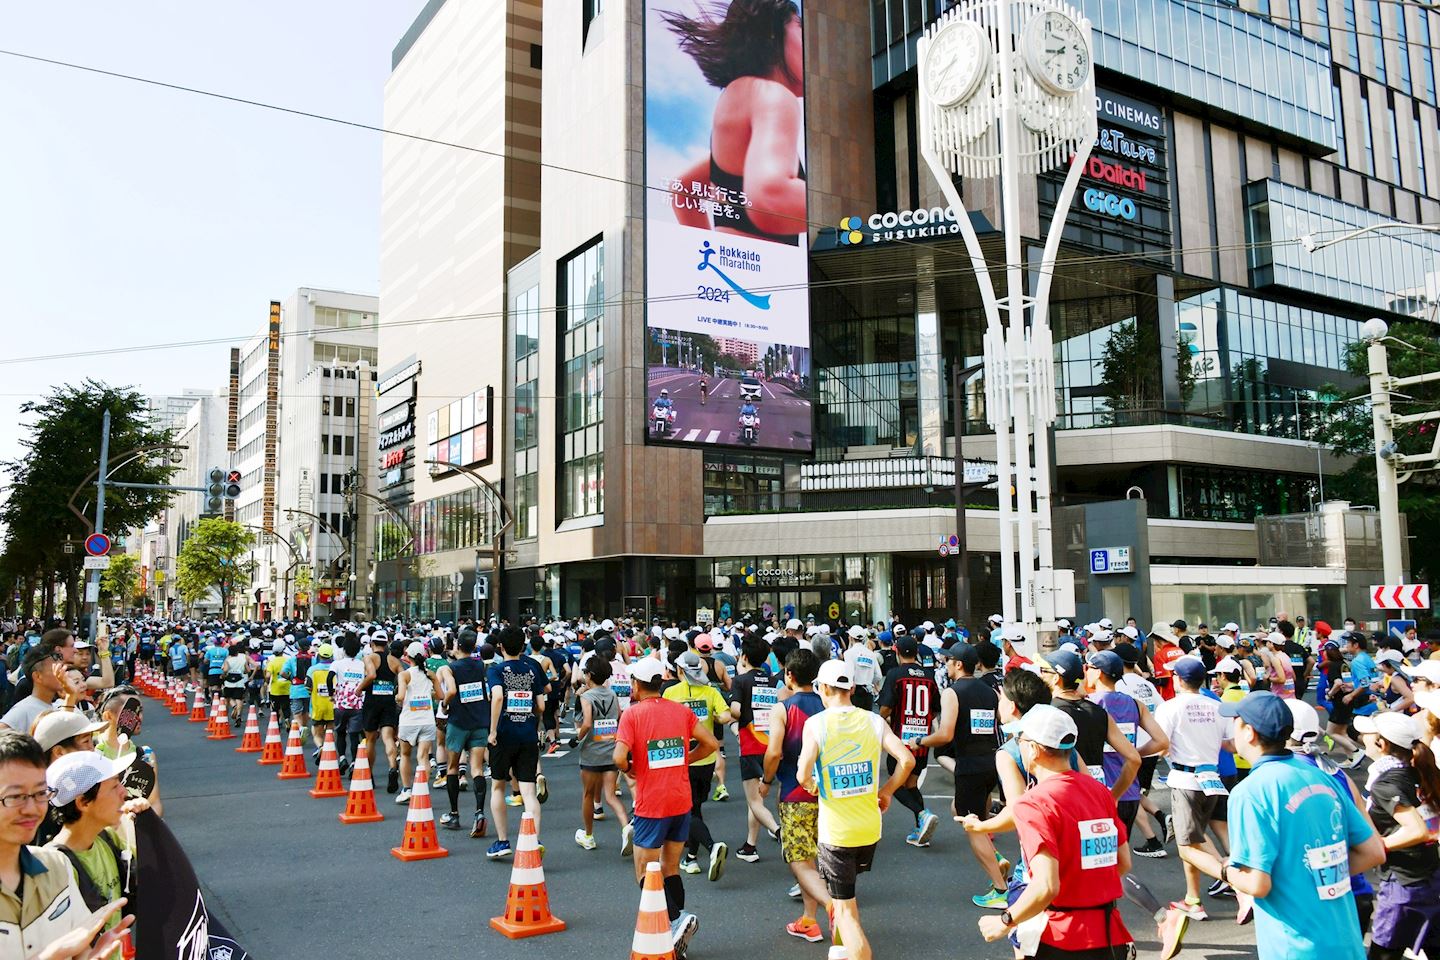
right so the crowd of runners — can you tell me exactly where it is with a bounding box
[2,609,1439,960]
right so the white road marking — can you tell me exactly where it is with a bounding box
[682,429,702,442]
[705,430,720,443]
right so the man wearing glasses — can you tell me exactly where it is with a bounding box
[0,731,131,959]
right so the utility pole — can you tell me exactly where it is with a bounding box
[1366,320,1404,585]
[84,411,112,639]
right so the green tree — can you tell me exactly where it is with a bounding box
[1097,320,1196,425]
[1318,319,1440,584]
[0,382,178,622]
[99,553,139,612]
[176,518,255,616]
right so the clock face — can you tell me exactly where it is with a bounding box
[924,20,991,109]
[1022,10,1090,95]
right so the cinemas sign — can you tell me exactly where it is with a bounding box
[1040,88,1172,256]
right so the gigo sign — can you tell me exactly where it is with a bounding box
[1083,188,1137,221]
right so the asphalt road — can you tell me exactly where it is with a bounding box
[648,367,812,450]
[149,701,1261,960]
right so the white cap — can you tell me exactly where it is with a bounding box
[600,619,615,632]
[1411,661,1440,684]
[1098,618,1114,629]
[33,711,108,753]
[1416,690,1440,720]
[629,657,665,684]
[47,750,136,807]
[1059,641,1081,655]
[847,625,867,639]
[1010,704,1079,749]
[1222,622,1240,633]
[1121,625,1139,641]
[1376,649,1405,666]
[1265,631,1286,646]
[1285,699,1320,742]
[1216,635,1235,649]
[922,620,935,632]
[1003,623,1026,641]
[1056,618,1071,629]
[406,641,425,659]
[988,613,1003,625]
[1355,712,1423,749]
[1210,656,1242,674]
[786,618,803,631]
[814,660,852,690]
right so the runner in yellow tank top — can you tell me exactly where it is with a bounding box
[798,660,914,960]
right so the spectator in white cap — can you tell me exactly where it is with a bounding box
[46,750,147,936]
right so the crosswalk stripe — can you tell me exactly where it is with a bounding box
[705,430,720,443]
[682,428,701,441]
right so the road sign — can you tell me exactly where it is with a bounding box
[84,533,111,557]
[84,581,100,603]
[82,556,111,570]
[1089,547,1131,575]
[1387,619,1417,643]
[450,570,464,588]
[938,543,950,557]
[1370,584,1429,609]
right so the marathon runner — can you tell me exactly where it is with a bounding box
[663,651,732,880]
[728,632,780,863]
[876,635,940,847]
[436,629,490,838]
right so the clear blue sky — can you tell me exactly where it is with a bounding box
[0,1,425,467]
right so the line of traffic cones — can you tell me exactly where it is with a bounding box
[490,813,563,937]
[277,720,309,780]
[308,730,346,798]
[235,706,263,753]
[338,742,384,824]
[169,683,187,716]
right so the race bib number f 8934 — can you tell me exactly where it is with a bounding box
[647,737,685,768]
[1078,818,1119,870]
[1304,840,1349,900]
[824,760,875,798]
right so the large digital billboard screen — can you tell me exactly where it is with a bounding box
[644,0,812,452]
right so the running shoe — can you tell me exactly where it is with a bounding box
[1133,838,1168,859]
[593,803,606,821]
[537,773,549,804]
[712,783,730,802]
[394,788,412,805]
[386,766,400,794]
[621,822,635,858]
[1345,752,1366,769]
[337,756,350,777]
[505,793,524,807]
[432,772,448,789]
[1163,814,1175,845]
[574,829,598,851]
[681,855,702,875]
[787,882,802,899]
[671,911,699,960]
[785,918,824,943]
[1169,900,1207,922]
[471,813,487,839]
[440,811,461,830]
[1206,878,1235,898]
[916,809,939,846]
[904,829,930,848]
[486,840,513,860]
[545,741,560,756]
[972,887,1009,910]
[708,841,728,881]
[1157,905,1190,960]
[767,826,782,844]
[735,843,759,863]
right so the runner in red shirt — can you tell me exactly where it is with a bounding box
[998,625,1033,674]
[1148,622,1185,701]
[977,704,1134,958]
[615,657,717,959]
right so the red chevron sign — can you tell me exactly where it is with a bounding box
[1370,584,1430,610]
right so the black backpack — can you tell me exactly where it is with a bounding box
[55,830,133,915]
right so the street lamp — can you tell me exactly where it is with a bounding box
[423,460,514,621]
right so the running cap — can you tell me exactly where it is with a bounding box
[33,711,108,753]
[1218,690,1293,742]
[47,750,136,807]
[815,660,853,690]
[1354,711,1422,749]
[785,619,803,631]
[1376,649,1404,666]
[1172,656,1208,685]
[1285,698,1320,743]
[1009,704,1078,750]
[629,658,665,684]
[1210,656,1242,674]
[1042,650,1083,684]
[1086,650,1124,680]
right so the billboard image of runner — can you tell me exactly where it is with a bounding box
[645,0,812,451]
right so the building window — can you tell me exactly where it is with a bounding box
[1342,0,1361,67]
[1395,4,1413,94]
[345,397,355,418]
[1387,103,1402,184]
[344,434,355,458]
[1368,0,1386,84]
[514,473,538,540]
[1420,11,1438,104]
[1287,0,1300,25]
[426,389,493,469]
[512,282,540,540]
[1414,111,1429,191]
[321,398,331,416]
[1361,88,1376,175]
[313,306,370,330]
[1333,81,1348,166]
[320,474,329,494]
[558,239,605,520]
[583,0,602,45]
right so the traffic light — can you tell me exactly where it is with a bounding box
[205,467,224,514]
[224,469,241,500]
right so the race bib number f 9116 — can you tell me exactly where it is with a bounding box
[824,760,874,798]
[647,737,685,768]
[1078,818,1119,870]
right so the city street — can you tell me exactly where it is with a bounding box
[150,701,1259,959]
[648,366,812,450]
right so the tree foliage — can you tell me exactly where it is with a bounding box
[1318,319,1440,583]
[175,518,255,615]
[99,553,139,610]
[0,382,178,621]
[1097,320,1196,425]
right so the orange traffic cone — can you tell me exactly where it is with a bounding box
[235,706,263,753]
[188,688,207,722]
[339,741,384,824]
[309,730,346,798]
[170,684,187,716]
[490,813,564,938]
[276,720,309,780]
[390,770,448,861]
[257,712,284,765]
[204,696,221,736]
[208,703,234,741]
[629,861,673,959]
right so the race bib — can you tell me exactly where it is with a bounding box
[1078,818,1119,869]
[969,709,996,736]
[506,689,534,715]
[726,664,737,679]
[684,699,709,721]
[611,679,631,699]
[1196,765,1228,796]
[1087,763,1107,784]
[647,737,685,768]
[458,681,486,704]
[592,718,618,742]
[824,760,874,798]
[751,685,778,713]
[407,695,431,712]
[342,668,365,685]
[372,681,395,697]
[1419,803,1440,836]
[901,721,929,744]
[856,654,874,672]
[1304,840,1349,900]
[1104,722,1137,751]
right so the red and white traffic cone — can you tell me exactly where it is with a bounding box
[188,688,208,722]
[257,712,284,765]
[235,706,263,753]
[390,771,447,861]
[339,741,384,824]
[308,730,345,798]
[170,683,187,716]
[628,861,672,959]
[489,813,564,937]
[276,720,309,780]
